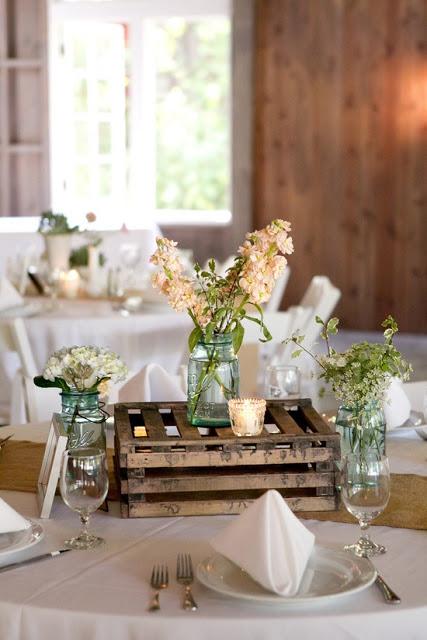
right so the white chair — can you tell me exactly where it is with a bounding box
[0,318,61,423]
[298,276,341,348]
[264,266,291,312]
[118,363,186,402]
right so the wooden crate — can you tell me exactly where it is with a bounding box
[114,400,341,518]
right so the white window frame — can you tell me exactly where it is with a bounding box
[49,0,232,230]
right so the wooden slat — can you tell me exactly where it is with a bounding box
[141,408,168,441]
[126,447,333,468]
[114,404,135,447]
[172,406,202,440]
[300,405,333,435]
[216,427,235,438]
[129,431,338,448]
[127,471,334,494]
[127,495,337,518]
[267,405,305,435]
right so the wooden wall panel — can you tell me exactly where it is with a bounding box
[254,0,427,333]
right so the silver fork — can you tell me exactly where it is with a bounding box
[176,553,198,611]
[148,564,169,612]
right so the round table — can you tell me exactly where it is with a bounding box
[0,299,191,420]
[0,425,426,639]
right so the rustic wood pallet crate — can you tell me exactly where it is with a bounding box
[114,400,341,518]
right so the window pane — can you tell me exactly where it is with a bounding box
[57,21,127,216]
[99,164,112,196]
[73,37,86,68]
[74,78,88,112]
[75,164,90,197]
[155,18,230,211]
[74,121,88,155]
[98,122,111,154]
[97,80,112,112]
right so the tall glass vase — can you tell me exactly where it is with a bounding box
[60,391,106,451]
[187,334,239,427]
[335,401,386,459]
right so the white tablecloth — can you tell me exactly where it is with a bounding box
[0,425,426,639]
[24,299,190,373]
[0,299,191,420]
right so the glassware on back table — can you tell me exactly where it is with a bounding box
[60,447,108,550]
[341,452,390,558]
[264,365,300,399]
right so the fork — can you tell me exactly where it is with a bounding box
[148,564,169,612]
[176,553,198,611]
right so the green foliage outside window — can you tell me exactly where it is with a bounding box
[155,19,230,211]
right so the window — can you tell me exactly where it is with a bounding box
[50,1,231,229]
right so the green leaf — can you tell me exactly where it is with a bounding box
[291,349,303,359]
[33,376,70,392]
[208,258,216,272]
[261,323,272,342]
[326,317,339,334]
[232,322,245,354]
[188,326,203,352]
[315,315,325,325]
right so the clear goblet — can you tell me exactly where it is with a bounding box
[341,452,390,558]
[265,365,301,398]
[60,447,109,550]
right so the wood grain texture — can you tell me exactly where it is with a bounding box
[254,0,427,333]
[114,400,340,517]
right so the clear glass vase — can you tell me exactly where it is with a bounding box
[187,334,239,427]
[335,401,386,459]
[60,391,106,451]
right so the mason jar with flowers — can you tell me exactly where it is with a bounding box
[34,346,128,450]
[285,315,411,457]
[150,219,294,426]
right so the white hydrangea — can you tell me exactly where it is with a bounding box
[42,345,128,392]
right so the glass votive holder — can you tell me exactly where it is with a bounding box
[228,398,266,437]
[264,364,301,399]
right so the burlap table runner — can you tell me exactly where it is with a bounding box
[0,441,119,501]
[1,441,426,530]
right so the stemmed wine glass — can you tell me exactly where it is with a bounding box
[60,448,109,550]
[341,452,390,557]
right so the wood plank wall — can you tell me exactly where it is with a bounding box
[253,0,427,333]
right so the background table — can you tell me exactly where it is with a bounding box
[0,299,191,420]
[0,424,425,640]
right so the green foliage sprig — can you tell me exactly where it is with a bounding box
[38,211,79,235]
[285,315,412,407]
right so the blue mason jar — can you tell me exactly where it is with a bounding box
[60,390,106,451]
[187,334,239,427]
[335,401,386,459]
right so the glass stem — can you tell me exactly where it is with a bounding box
[80,514,90,538]
[359,519,370,541]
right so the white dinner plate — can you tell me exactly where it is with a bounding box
[0,522,44,560]
[197,545,376,607]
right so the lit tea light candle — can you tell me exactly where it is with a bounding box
[60,269,80,299]
[228,398,266,437]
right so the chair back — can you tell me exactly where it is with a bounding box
[298,276,341,349]
[0,318,40,422]
[264,266,291,312]
[242,311,292,345]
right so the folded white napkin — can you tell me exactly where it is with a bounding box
[118,363,186,402]
[211,490,315,596]
[0,277,24,312]
[383,377,411,430]
[0,497,31,534]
